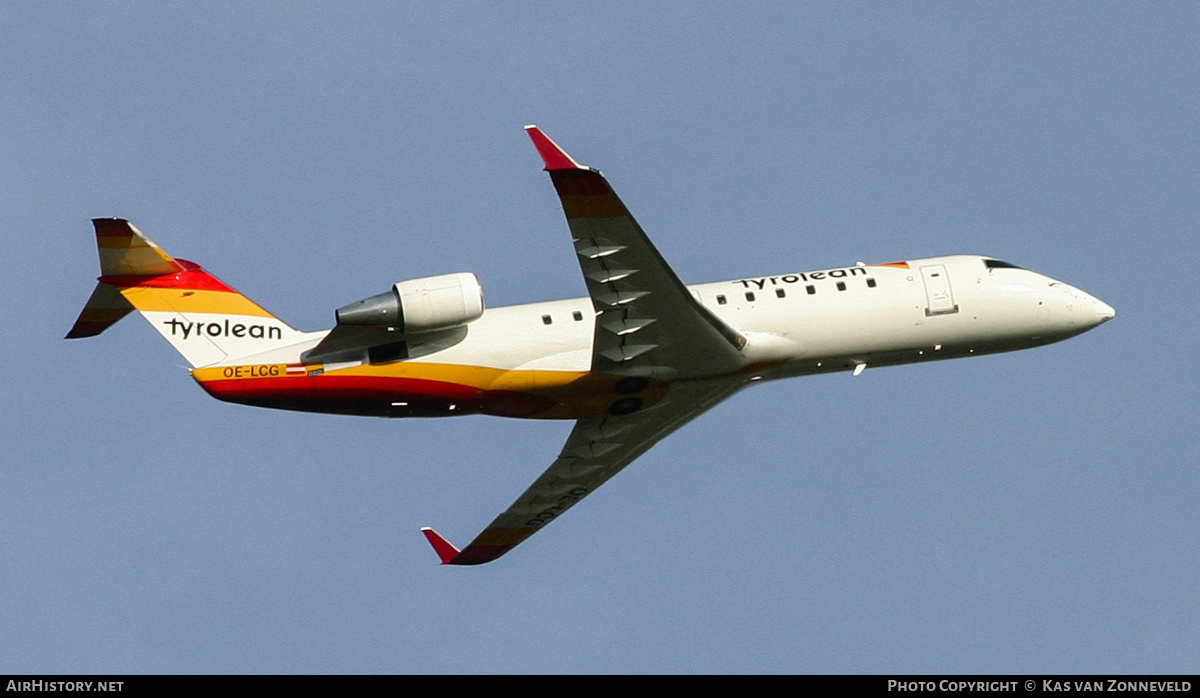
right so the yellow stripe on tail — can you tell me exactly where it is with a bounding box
[68,219,312,368]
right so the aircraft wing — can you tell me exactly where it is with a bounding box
[526,125,747,379]
[421,378,745,565]
[420,127,753,565]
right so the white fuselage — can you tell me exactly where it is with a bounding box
[382,255,1113,380]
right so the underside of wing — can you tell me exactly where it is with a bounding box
[421,378,745,565]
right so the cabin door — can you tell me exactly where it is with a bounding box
[920,264,959,316]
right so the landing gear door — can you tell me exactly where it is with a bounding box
[920,264,959,316]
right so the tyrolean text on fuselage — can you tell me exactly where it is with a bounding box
[735,266,867,289]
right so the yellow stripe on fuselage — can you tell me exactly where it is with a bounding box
[192,361,670,420]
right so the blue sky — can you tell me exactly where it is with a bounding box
[2,4,1196,673]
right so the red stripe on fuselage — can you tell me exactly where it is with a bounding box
[197,374,558,419]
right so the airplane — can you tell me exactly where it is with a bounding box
[68,126,1116,565]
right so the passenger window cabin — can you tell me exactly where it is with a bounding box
[719,273,881,307]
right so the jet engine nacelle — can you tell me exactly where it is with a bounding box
[335,272,485,334]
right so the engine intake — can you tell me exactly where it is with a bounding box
[336,272,485,334]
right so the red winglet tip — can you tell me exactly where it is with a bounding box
[420,527,461,565]
[525,125,585,171]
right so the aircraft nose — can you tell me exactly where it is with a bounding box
[1093,298,1116,323]
[1051,281,1115,333]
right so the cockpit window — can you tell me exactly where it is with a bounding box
[984,259,1023,270]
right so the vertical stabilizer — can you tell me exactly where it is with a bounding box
[68,219,304,368]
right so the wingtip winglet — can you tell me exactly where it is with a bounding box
[420,527,461,565]
[524,125,586,171]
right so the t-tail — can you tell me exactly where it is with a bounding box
[67,218,308,368]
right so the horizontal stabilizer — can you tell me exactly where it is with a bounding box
[68,219,183,339]
[66,282,135,338]
[93,218,184,277]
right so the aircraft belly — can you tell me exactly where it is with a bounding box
[197,370,560,418]
[194,363,668,420]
